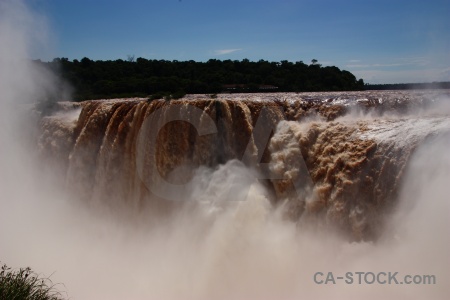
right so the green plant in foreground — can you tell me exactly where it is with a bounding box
[0,262,65,300]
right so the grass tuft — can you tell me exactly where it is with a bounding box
[0,262,66,300]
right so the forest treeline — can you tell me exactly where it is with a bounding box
[35,57,365,101]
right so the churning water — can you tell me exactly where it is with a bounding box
[1,1,450,299]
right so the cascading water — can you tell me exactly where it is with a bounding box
[2,1,450,299]
[0,89,447,300]
[38,92,450,240]
[25,91,450,299]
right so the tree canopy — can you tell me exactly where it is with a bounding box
[36,57,365,101]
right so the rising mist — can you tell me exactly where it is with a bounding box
[1,1,449,300]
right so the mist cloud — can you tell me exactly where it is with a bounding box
[0,1,449,300]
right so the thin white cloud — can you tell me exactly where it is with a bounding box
[440,67,450,79]
[399,56,429,66]
[347,63,409,68]
[346,64,371,68]
[214,48,242,55]
[345,55,449,83]
[352,68,450,84]
[346,57,431,69]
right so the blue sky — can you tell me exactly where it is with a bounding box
[30,0,450,84]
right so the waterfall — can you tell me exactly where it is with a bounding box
[38,92,450,240]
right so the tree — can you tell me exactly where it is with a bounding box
[39,57,366,100]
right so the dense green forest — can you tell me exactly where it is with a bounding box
[35,57,365,101]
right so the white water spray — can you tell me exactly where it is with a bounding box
[0,2,449,300]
